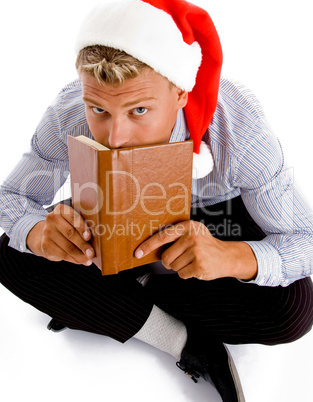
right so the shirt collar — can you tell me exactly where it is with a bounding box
[169,109,190,143]
[170,108,214,183]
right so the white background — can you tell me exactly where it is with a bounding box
[0,1,312,401]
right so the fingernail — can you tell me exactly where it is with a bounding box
[86,249,93,259]
[86,260,93,266]
[135,249,144,259]
[83,231,90,240]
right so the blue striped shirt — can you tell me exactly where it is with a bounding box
[0,77,312,287]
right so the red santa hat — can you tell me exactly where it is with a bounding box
[75,0,223,178]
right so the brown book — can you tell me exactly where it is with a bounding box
[68,135,193,275]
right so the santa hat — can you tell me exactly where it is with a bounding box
[75,0,223,178]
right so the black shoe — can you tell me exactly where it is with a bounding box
[47,318,67,332]
[177,340,245,402]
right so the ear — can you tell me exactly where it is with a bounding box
[176,88,188,109]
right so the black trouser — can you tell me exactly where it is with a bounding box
[0,196,312,345]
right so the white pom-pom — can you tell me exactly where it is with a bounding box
[192,141,214,179]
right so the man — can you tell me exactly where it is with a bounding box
[0,1,313,401]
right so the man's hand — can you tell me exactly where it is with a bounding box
[135,220,257,281]
[26,204,95,266]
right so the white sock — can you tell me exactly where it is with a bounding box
[134,304,188,360]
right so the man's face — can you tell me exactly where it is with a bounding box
[81,69,188,149]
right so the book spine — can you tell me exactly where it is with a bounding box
[69,139,103,271]
[90,149,103,270]
[97,150,119,274]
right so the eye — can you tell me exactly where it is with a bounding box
[132,107,148,116]
[92,107,106,114]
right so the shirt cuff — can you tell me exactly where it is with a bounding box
[241,240,282,286]
[8,213,47,253]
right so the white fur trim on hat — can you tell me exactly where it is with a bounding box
[192,141,214,179]
[75,0,202,92]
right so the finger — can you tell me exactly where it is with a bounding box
[160,232,196,270]
[42,232,92,266]
[48,206,94,259]
[176,263,201,280]
[135,221,188,259]
[162,244,193,272]
[56,226,94,264]
[59,204,92,242]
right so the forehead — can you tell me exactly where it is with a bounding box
[80,69,172,101]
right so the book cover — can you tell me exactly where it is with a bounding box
[68,135,193,275]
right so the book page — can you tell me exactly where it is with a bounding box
[74,135,110,151]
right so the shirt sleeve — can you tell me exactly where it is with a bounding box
[233,118,313,287]
[0,81,87,253]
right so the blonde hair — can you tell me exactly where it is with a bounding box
[76,45,151,86]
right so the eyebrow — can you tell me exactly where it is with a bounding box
[82,97,103,107]
[82,96,157,108]
[122,97,157,107]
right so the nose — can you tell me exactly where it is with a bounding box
[107,119,130,149]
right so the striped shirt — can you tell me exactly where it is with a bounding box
[0,77,312,287]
